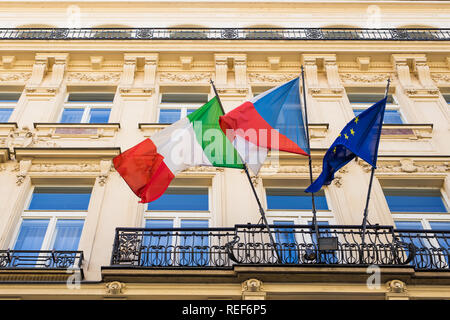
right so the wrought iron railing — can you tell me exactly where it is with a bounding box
[110,224,450,270]
[0,28,449,41]
[0,250,83,269]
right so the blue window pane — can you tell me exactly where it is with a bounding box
[28,187,92,211]
[89,108,110,123]
[60,108,84,123]
[14,219,49,251]
[383,110,403,124]
[186,109,197,115]
[429,222,450,231]
[0,108,13,122]
[13,219,49,267]
[395,221,424,230]
[429,222,450,266]
[141,220,173,266]
[179,220,209,266]
[266,189,328,210]
[159,109,181,123]
[384,189,448,213]
[395,221,427,267]
[353,109,402,124]
[147,188,208,211]
[52,220,84,251]
[274,221,298,264]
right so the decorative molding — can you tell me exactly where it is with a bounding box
[183,166,224,173]
[119,87,153,97]
[215,87,249,97]
[404,88,440,98]
[67,72,121,83]
[0,72,31,82]
[431,73,450,84]
[29,163,101,173]
[242,279,264,292]
[358,158,449,173]
[16,159,31,186]
[386,280,407,294]
[248,73,297,83]
[0,126,59,155]
[105,281,126,295]
[340,73,390,84]
[159,72,211,83]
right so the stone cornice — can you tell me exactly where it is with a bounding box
[14,147,121,161]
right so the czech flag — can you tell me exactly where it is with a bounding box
[219,77,309,174]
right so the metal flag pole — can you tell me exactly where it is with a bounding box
[360,78,391,245]
[301,66,320,244]
[209,79,282,263]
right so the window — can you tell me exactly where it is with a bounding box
[10,186,91,267]
[158,93,208,123]
[348,93,404,124]
[142,187,210,266]
[60,93,114,123]
[385,188,450,267]
[266,188,328,211]
[142,219,210,267]
[0,92,20,122]
[265,186,335,264]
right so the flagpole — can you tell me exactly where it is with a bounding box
[209,79,282,263]
[360,78,391,245]
[301,66,320,243]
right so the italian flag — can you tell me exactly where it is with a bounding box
[113,97,244,203]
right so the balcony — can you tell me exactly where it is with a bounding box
[109,224,450,271]
[0,28,449,41]
[0,250,83,269]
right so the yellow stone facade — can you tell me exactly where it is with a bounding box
[0,0,449,300]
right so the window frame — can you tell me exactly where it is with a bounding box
[0,94,20,122]
[157,93,209,123]
[143,186,212,227]
[59,93,113,124]
[9,185,91,252]
[349,94,406,124]
[263,186,335,225]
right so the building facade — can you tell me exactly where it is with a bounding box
[0,0,449,300]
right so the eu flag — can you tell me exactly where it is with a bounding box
[305,97,387,193]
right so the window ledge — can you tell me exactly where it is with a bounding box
[33,123,120,139]
[139,123,170,137]
[381,124,433,139]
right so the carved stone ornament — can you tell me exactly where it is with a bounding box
[105,281,126,295]
[159,72,211,82]
[29,163,101,173]
[340,73,390,84]
[358,159,449,173]
[242,279,263,292]
[0,72,32,82]
[386,280,407,293]
[1,126,59,155]
[67,72,121,83]
[431,73,450,84]
[248,73,298,83]
[260,164,322,174]
[183,166,224,173]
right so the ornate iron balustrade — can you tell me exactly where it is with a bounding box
[0,28,449,41]
[110,224,450,270]
[0,250,83,269]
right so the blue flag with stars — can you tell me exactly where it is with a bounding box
[305,97,387,193]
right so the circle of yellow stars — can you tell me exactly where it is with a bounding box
[333,116,358,154]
